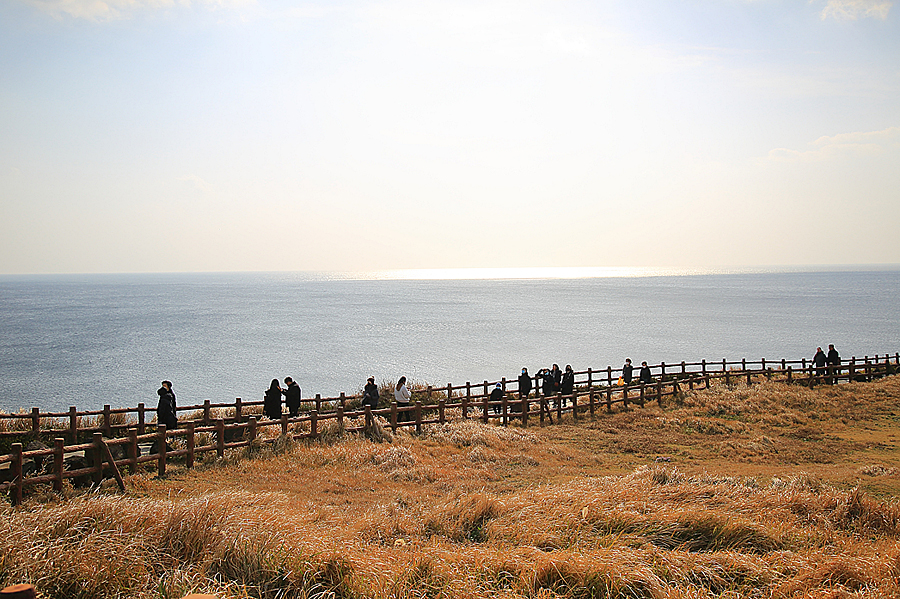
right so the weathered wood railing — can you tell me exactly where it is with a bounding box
[1,352,897,504]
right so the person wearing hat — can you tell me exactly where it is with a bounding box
[362,376,379,410]
[282,376,302,417]
[490,381,505,415]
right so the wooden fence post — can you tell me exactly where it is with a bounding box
[439,399,445,424]
[482,383,489,424]
[11,443,22,506]
[128,428,139,474]
[606,385,612,412]
[95,432,125,492]
[340,392,346,410]
[157,424,167,477]
[607,366,612,388]
[203,400,211,426]
[69,406,78,443]
[656,381,663,407]
[501,395,508,427]
[446,383,452,405]
[186,422,195,469]
[464,382,470,419]
[248,417,257,442]
[572,392,578,421]
[661,362,666,378]
[281,414,288,436]
[53,438,64,492]
[415,401,422,434]
[390,403,397,433]
[138,403,146,434]
[216,419,225,457]
[310,411,318,439]
[639,384,645,408]
[103,405,111,436]
[522,398,529,427]
[31,407,40,435]
[337,406,344,430]
[623,386,629,408]
[235,398,242,422]
[91,432,104,485]
[587,368,592,394]
[315,394,321,413]
[681,361,686,376]
[787,366,793,384]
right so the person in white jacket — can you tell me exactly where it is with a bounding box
[394,376,412,422]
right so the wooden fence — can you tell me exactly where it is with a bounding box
[1,352,897,505]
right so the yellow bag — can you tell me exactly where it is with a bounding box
[617,376,624,386]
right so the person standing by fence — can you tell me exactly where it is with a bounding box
[363,376,379,409]
[264,379,283,419]
[639,361,653,385]
[156,380,178,429]
[282,377,301,417]
[395,376,412,422]
[813,347,827,382]
[561,364,575,394]
[517,368,532,412]
[827,344,841,384]
[622,359,634,385]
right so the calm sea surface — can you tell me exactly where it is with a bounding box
[1,269,898,413]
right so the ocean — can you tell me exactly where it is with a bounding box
[1,267,898,413]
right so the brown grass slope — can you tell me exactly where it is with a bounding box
[2,377,900,598]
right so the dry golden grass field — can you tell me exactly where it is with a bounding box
[3,376,900,598]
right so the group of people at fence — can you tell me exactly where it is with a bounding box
[155,346,846,428]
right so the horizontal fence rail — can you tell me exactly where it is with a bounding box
[0,352,897,504]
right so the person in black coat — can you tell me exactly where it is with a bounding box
[518,368,532,398]
[827,344,841,384]
[813,347,827,380]
[639,361,653,385]
[560,364,575,407]
[264,378,283,419]
[362,377,379,410]
[156,380,178,429]
[282,376,301,417]
[490,382,505,414]
[622,358,634,385]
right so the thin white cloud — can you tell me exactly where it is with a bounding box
[22,0,252,21]
[177,174,212,192]
[817,0,893,21]
[766,125,900,161]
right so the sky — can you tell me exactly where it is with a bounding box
[1,0,898,275]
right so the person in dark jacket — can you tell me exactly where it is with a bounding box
[560,364,575,407]
[156,380,178,429]
[362,376,379,410]
[622,359,634,385]
[535,368,554,424]
[827,344,841,384]
[518,368,532,398]
[264,378,283,419]
[639,361,653,385]
[490,382,505,414]
[282,376,301,417]
[813,347,827,381]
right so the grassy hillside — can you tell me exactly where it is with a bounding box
[2,376,900,598]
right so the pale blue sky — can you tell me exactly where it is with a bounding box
[1,0,898,274]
